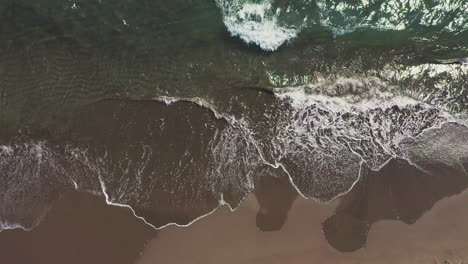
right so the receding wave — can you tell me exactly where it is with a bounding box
[1,87,466,231]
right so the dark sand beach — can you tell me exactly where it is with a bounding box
[136,160,468,264]
[1,159,468,264]
[138,190,468,264]
[0,192,155,264]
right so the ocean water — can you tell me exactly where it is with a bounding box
[0,0,467,245]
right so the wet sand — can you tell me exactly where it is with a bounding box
[138,190,468,264]
[1,160,467,264]
[137,160,468,264]
[0,192,155,264]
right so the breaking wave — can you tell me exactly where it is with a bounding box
[216,0,299,51]
[316,0,468,35]
[216,0,468,50]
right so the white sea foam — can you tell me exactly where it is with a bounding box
[316,0,468,36]
[0,145,13,155]
[217,0,467,48]
[153,96,235,122]
[216,0,299,51]
[98,166,245,231]
[265,75,460,201]
[0,222,32,232]
[1,89,464,232]
[273,76,420,112]
[0,141,104,232]
[158,96,178,105]
[152,87,455,202]
[383,63,468,114]
[275,88,418,112]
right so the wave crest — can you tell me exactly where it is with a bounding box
[216,0,299,51]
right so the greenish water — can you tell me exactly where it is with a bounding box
[1,0,466,127]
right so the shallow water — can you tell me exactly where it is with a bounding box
[0,0,467,262]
